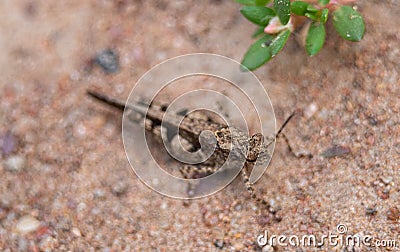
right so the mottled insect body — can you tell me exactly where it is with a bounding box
[87,90,299,206]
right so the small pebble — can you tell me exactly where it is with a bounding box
[4,155,26,172]
[93,188,106,199]
[202,210,219,227]
[262,244,274,252]
[234,203,242,211]
[111,180,128,196]
[214,239,225,249]
[381,176,393,185]
[387,207,399,221]
[16,215,41,234]
[320,145,350,158]
[367,115,378,126]
[257,214,271,226]
[39,236,58,251]
[378,189,389,200]
[95,49,120,74]
[365,208,377,216]
[76,202,87,212]
[72,227,82,237]
[1,132,16,155]
[304,103,318,119]
[268,198,281,213]
[273,213,283,222]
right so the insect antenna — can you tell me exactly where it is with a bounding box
[276,112,313,158]
[276,112,295,137]
[87,90,126,111]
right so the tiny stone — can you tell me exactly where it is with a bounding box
[367,115,378,126]
[234,203,242,211]
[320,145,350,158]
[365,208,377,216]
[387,207,399,221]
[304,103,318,119]
[4,155,26,172]
[379,189,389,200]
[268,198,281,213]
[39,236,58,251]
[273,213,283,222]
[257,214,271,226]
[1,132,16,155]
[160,202,168,210]
[214,239,225,249]
[93,188,106,199]
[16,215,41,234]
[111,180,129,196]
[262,244,274,252]
[95,49,120,74]
[381,176,393,185]
[72,227,82,237]
[76,202,87,212]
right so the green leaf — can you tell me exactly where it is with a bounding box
[291,1,309,16]
[305,12,318,21]
[235,0,256,6]
[320,8,329,23]
[306,4,318,13]
[270,29,291,56]
[255,0,271,6]
[306,22,325,55]
[274,0,291,25]
[318,0,330,6]
[252,26,266,38]
[240,6,276,26]
[241,35,273,71]
[333,6,365,42]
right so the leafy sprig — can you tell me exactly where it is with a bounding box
[236,0,365,70]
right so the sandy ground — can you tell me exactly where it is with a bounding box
[0,0,399,251]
